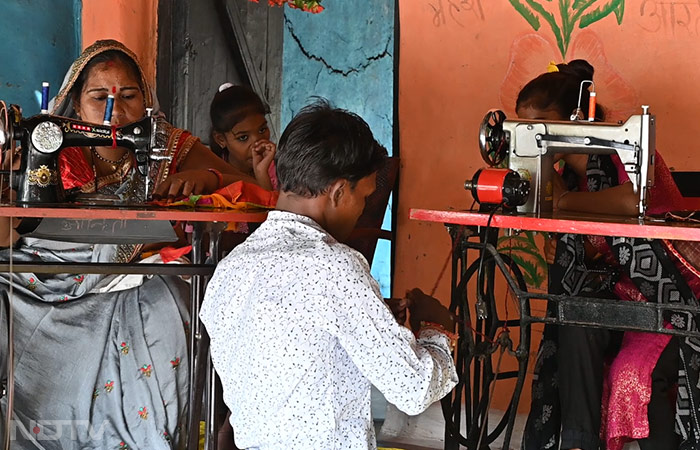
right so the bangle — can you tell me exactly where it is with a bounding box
[207,168,224,190]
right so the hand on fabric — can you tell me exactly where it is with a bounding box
[406,288,455,333]
[251,139,276,190]
[152,169,220,200]
[385,297,409,325]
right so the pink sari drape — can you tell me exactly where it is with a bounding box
[598,152,685,450]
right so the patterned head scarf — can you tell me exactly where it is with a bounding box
[49,39,159,118]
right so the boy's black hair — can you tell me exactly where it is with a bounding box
[209,85,269,157]
[516,59,605,121]
[276,99,387,197]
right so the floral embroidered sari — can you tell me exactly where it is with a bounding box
[0,40,193,449]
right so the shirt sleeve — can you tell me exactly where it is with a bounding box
[327,251,458,416]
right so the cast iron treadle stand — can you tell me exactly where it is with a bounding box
[441,224,529,450]
[440,224,700,450]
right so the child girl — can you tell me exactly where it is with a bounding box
[210,83,277,191]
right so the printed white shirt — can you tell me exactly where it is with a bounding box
[200,210,458,450]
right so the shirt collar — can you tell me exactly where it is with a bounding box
[267,210,331,238]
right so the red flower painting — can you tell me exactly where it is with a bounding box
[499,30,638,122]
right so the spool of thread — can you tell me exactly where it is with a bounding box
[103,94,115,126]
[588,91,597,122]
[40,82,50,114]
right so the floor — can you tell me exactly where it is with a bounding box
[376,403,642,450]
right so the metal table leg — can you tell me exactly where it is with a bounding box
[442,225,531,450]
[187,221,228,450]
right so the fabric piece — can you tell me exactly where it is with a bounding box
[0,242,190,449]
[603,331,673,450]
[159,180,278,211]
[159,246,192,264]
[200,211,457,450]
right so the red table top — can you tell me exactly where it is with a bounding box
[409,208,700,242]
[0,203,269,222]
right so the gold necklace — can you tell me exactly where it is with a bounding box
[90,146,129,168]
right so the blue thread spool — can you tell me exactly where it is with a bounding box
[40,82,49,114]
[103,94,115,126]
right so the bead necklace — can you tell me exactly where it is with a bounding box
[91,146,129,168]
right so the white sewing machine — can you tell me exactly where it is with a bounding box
[477,106,655,217]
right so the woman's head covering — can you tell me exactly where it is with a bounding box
[49,39,158,118]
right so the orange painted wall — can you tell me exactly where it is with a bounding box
[81,0,158,84]
[397,1,700,410]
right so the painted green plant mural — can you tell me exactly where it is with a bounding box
[509,0,625,58]
[498,231,548,290]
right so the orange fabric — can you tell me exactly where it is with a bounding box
[162,180,278,210]
[159,245,192,263]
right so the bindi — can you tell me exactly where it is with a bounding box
[112,86,116,94]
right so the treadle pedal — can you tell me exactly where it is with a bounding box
[493,371,519,380]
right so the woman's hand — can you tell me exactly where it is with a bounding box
[552,169,569,211]
[152,169,220,201]
[251,139,276,190]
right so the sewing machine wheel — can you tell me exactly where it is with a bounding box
[478,109,508,167]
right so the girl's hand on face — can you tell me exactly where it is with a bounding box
[251,140,276,190]
[152,169,220,201]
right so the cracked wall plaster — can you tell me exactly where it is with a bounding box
[281,0,395,297]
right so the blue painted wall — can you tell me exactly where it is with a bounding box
[282,0,396,297]
[0,0,81,116]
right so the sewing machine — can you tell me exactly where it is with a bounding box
[0,98,169,205]
[476,106,655,217]
[0,88,176,242]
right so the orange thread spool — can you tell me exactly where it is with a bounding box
[588,91,597,122]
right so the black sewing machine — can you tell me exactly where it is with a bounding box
[0,88,177,243]
[0,102,166,205]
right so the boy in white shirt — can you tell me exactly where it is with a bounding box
[201,100,458,450]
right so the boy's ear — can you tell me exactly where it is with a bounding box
[328,179,346,208]
[212,131,227,149]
